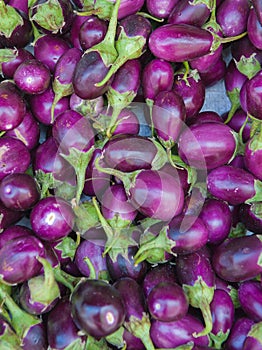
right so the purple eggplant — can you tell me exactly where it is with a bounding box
[6,109,40,150]
[239,202,262,233]
[207,165,262,205]
[14,59,51,95]
[72,0,121,99]
[200,54,227,87]
[178,122,237,170]
[30,196,75,242]
[231,35,262,65]
[244,132,262,180]
[34,34,70,73]
[123,329,145,350]
[30,86,69,125]
[246,69,262,120]
[150,314,210,348]
[21,322,47,350]
[0,136,31,181]
[0,200,24,231]
[147,281,189,322]
[70,279,126,338]
[226,317,255,350]
[243,322,262,349]
[212,234,262,282]
[8,0,28,15]
[0,235,45,284]
[189,42,223,75]
[252,0,262,25]
[29,0,74,35]
[0,173,40,211]
[199,198,232,244]
[173,70,205,120]
[224,108,251,142]
[209,289,235,348]
[216,0,250,37]
[79,15,108,50]
[70,93,104,119]
[152,90,186,149]
[0,80,26,132]
[176,248,216,337]
[0,224,32,249]
[47,297,86,349]
[168,0,211,27]
[146,0,179,19]
[189,111,222,125]
[70,13,90,49]
[248,7,262,50]
[2,48,34,78]
[117,0,145,19]
[238,280,262,321]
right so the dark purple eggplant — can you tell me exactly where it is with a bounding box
[207,165,262,205]
[70,13,90,49]
[243,322,262,349]
[0,235,45,284]
[47,297,86,349]
[238,280,262,321]
[14,59,51,95]
[123,328,145,350]
[79,15,108,50]
[231,35,262,65]
[21,322,47,350]
[200,54,227,87]
[224,108,251,142]
[147,281,189,322]
[0,136,31,181]
[176,248,216,337]
[30,196,75,242]
[239,202,262,233]
[146,0,179,19]
[0,200,24,231]
[70,279,126,338]
[199,198,232,244]
[189,111,222,125]
[248,7,262,50]
[189,42,223,75]
[8,0,28,15]
[34,34,70,73]
[168,0,211,27]
[209,289,235,348]
[252,0,262,25]
[2,48,34,78]
[178,122,237,170]
[244,138,262,181]
[0,224,32,249]
[0,173,40,211]
[226,317,255,350]
[150,314,210,348]
[0,80,26,132]
[212,234,262,282]
[246,69,262,120]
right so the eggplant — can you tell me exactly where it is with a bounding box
[243,322,262,349]
[239,202,262,233]
[238,280,262,321]
[244,132,262,180]
[79,15,108,50]
[226,317,255,350]
[247,7,262,50]
[146,0,179,19]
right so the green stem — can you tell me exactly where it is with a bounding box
[193,300,213,337]
[182,61,190,83]
[136,11,164,22]
[84,257,97,279]
[53,267,82,293]
[106,105,121,139]
[219,31,247,44]
[0,131,6,137]
[224,101,240,124]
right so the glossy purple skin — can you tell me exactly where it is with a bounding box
[52,109,95,154]
[2,48,34,78]
[0,235,45,285]
[200,56,227,87]
[9,0,28,14]
[160,162,189,194]
[101,183,137,222]
[102,134,157,172]
[123,329,145,350]
[0,225,32,249]
[113,277,146,321]
[252,0,262,25]
[178,122,236,170]
[146,0,179,18]
[149,23,213,62]
[0,201,24,231]
[129,169,184,221]
[22,322,47,350]
[243,335,262,350]
[147,281,189,322]
[110,59,141,94]
[70,14,90,49]
[30,86,69,125]
[47,298,85,349]
[167,215,209,254]
[238,281,262,321]
[207,165,256,205]
[231,35,262,64]
[152,90,186,143]
[189,111,222,126]
[33,136,75,183]
[239,202,262,233]
[117,0,145,19]
[0,137,31,181]
[226,317,255,350]
[224,109,251,143]
[6,110,40,150]
[246,70,262,120]
[0,173,40,211]
[216,0,250,37]
[106,246,148,283]
[229,154,245,168]
[248,7,262,50]
[72,51,111,100]
[117,13,152,40]
[142,58,174,101]
[173,73,205,119]
[108,108,140,136]
[190,44,223,74]
[150,314,209,348]
[14,59,51,95]
[34,34,70,73]
[210,289,235,336]
[79,16,107,50]
[225,59,247,93]
[0,81,26,131]
[74,240,107,278]
[240,79,248,112]
[71,279,126,338]
[176,248,215,288]
[244,138,262,180]
[212,235,262,282]
[199,198,232,245]
[30,196,75,242]
[168,0,211,27]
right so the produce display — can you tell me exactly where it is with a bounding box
[1,0,262,349]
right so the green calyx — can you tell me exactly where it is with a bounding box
[0,1,24,38]
[247,321,262,344]
[75,0,114,21]
[0,318,22,350]
[235,54,261,80]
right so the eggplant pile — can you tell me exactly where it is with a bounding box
[0,0,262,349]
